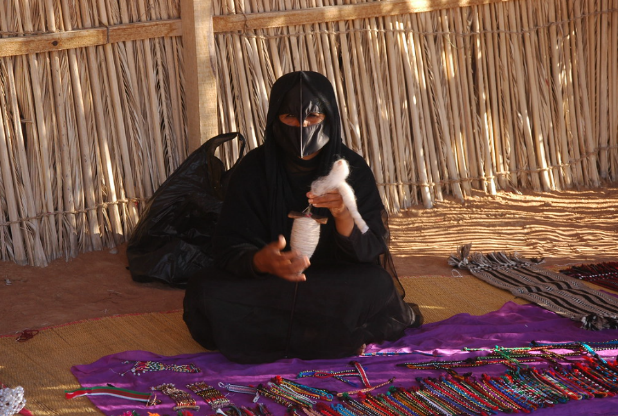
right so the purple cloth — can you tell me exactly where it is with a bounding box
[71,302,618,415]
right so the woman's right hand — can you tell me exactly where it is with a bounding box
[252,235,310,282]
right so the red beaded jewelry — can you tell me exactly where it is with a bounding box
[151,383,200,411]
[186,382,231,410]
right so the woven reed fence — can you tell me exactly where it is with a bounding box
[0,1,185,266]
[212,0,618,213]
[0,0,616,266]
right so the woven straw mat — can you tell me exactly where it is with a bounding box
[1,276,523,415]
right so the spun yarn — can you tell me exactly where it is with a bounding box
[290,216,320,258]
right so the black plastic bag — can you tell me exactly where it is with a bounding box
[127,132,246,287]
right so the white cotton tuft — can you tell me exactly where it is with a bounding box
[339,182,369,233]
[311,159,369,234]
[311,159,350,196]
[290,216,321,258]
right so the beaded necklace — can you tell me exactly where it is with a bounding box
[337,378,395,398]
[398,340,612,371]
[430,377,495,414]
[578,363,618,392]
[301,406,325,416]
[121,360,200,376]
[256,403,274,416]
[564,366,609,397]
[466,377,523,413]
[530,338,618,350]
[377,393,422,416]
[298,361,372,388]
[286,407,305,416]
[272,376,334,401]
[494,375,543,411]
[389,389,432,416]
[151,383,200,411]
[255,384,296,409]
[529,368,578,401]
[341,396,384,416]
[174,340,618,416]
[186,382,231,410]
[517,369,569,404]
[267,382,317,408]
[480,375,535,412]
[373,395,407,416]
[315,402,339,416]
[544,368,590,399]
[415,388,459,415]
[418,379,479,416]
[330,403,358,416]
[439,376,498,413]
[382,392,423,416]
[449,377,502,410]
[219,382,260,402]
[361,393,397,416]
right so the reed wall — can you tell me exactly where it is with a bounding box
[0,0,616,266]
[0,1,185,265]
[212,0,618,213]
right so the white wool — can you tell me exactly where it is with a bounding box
[311,159,369,233]
[290,216,321,258]
[311,159,350,196]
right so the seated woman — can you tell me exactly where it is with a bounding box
[183,70,422,364]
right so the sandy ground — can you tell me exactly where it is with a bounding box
[1,185,617,337]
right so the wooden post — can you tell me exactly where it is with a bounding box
[181,0,219,152]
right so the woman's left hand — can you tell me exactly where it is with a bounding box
[307,190,348,217]
[307,190,354,236]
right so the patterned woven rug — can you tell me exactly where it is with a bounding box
[560,261,618,292]
[450,244,618,330]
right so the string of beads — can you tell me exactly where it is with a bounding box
[122,360,200,376]
[186,382,231,410]
[151,383,199,411]
[112,341,618,416]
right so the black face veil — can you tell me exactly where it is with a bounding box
[266,71,341,160]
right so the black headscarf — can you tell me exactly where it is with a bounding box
[263,71,344,242]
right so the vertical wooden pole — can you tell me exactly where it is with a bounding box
[181,0,219,152]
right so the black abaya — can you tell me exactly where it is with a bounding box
[183,71,421,363]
